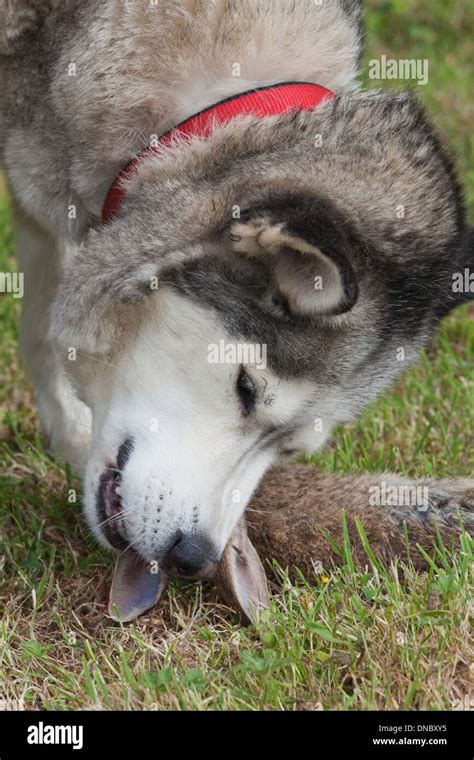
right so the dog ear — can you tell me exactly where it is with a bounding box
[230,194,359,317]
[449,226,474,309]
[215,517,270,624]
[435,226,474,318]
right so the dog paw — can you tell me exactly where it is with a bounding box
[37,385,92,476]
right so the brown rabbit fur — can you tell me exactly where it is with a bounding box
[246,466,474,577]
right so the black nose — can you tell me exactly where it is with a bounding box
[165,532,217,578]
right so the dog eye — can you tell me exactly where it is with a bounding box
[236,367,257,415]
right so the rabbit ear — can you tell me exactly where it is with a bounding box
[215,518,270,624]
[108,550,168,622]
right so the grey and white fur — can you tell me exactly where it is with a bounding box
[0,1,472,590]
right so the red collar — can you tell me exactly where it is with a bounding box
[102,82,334,223]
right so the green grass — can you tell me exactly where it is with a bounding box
[0,0,473,711]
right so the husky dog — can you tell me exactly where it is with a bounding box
[1,1,472,617]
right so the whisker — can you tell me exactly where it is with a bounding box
[95,505,136,532]
[123,524,148,555]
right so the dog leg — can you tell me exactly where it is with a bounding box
[247,466,474,575]
[13,206,92,474]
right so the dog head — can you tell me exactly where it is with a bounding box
[50,92,473,586]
